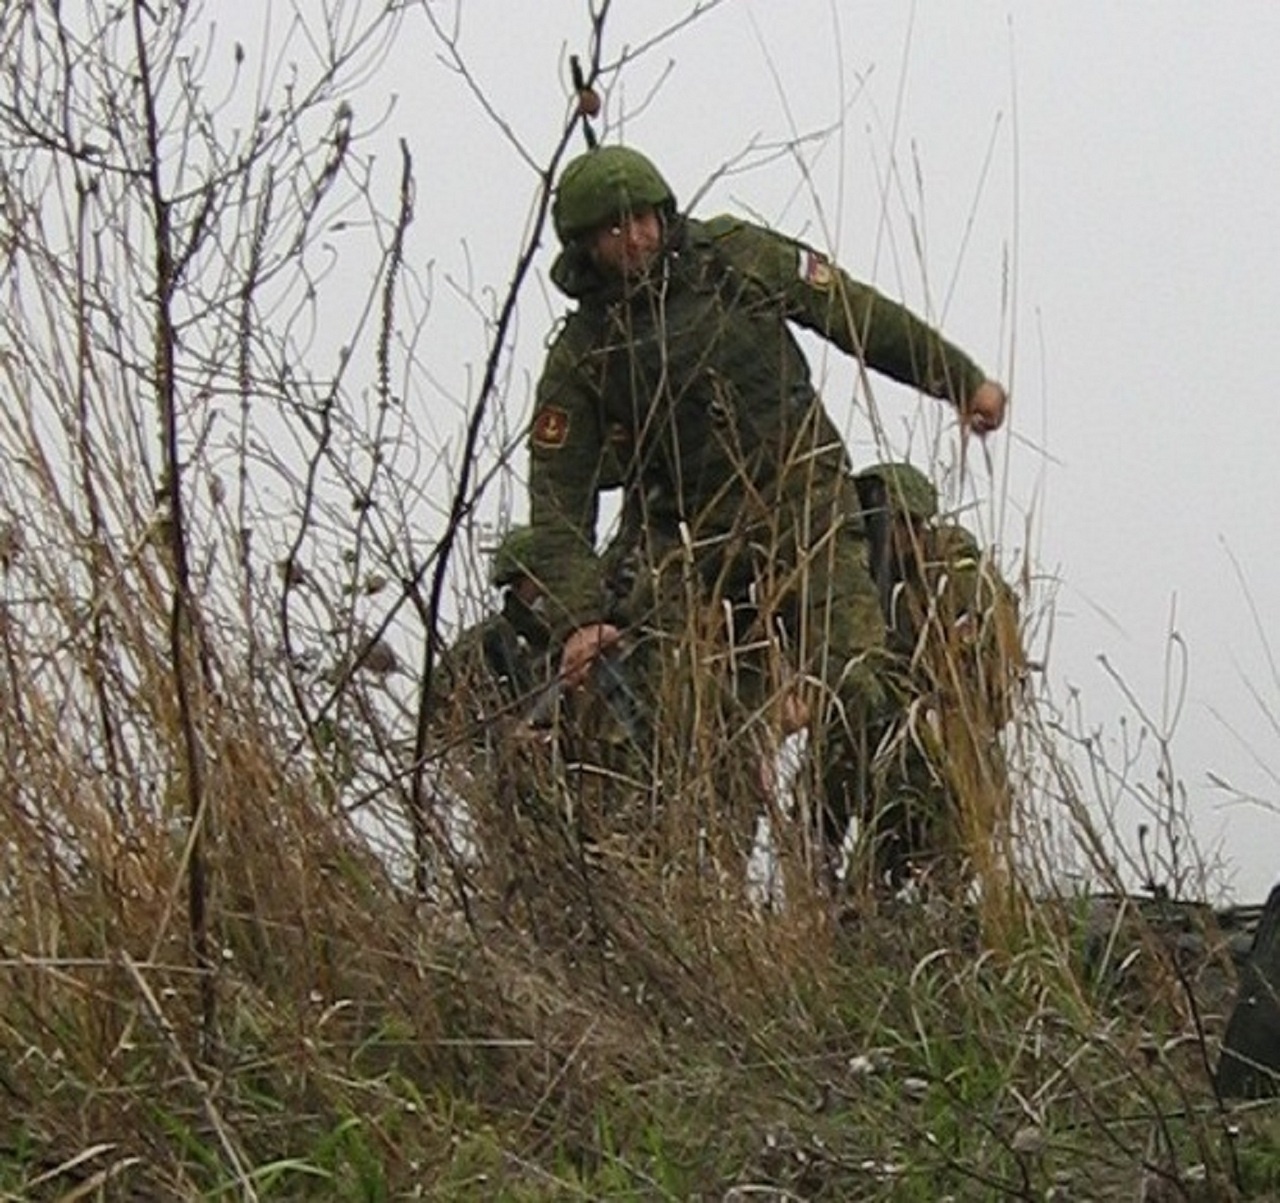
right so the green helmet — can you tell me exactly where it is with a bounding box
[855,462,938,521]
[488,525,539,588]
[552,146,676,246]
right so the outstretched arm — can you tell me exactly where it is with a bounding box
[707,217,1007,432]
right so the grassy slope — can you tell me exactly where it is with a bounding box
[2,683,1278,1202]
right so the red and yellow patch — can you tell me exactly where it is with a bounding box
[799,249,834,289]
[531,405,570,449]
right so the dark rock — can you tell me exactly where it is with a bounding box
[1215,882,1280,1099]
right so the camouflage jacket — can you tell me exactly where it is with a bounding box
[528,215,987,637]
[433,591,552,724]
[881,521,1025,726]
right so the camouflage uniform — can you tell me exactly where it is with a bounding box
[528,147,994,840]
[854,463,1025,883]
[433,527,553,729]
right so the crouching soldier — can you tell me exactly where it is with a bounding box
[434,525,555,736]
[853,462,1027,888]
[417,526,559,882]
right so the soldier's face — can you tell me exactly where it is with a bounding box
[512,575,544,607]
[590,208,663,278]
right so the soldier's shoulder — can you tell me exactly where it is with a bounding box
[696,213,791,256]
[689,214,803,291]
[545,306,602,357]
[537,308,605,398]
[696,213,754,240]
[931,522,983,563]
[446,612,500,657]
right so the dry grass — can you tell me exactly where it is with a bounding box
[3,608,1277,1199]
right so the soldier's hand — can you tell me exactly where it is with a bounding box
[961,379,1008,436]
[779,684,812,735]
[560,622,621,689]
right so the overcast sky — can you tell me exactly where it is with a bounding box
[242,1,1280,900]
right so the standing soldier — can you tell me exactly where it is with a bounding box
[526,144,1008,857]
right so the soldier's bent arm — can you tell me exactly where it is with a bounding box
[527,329,610,639]
[707,217,988,407]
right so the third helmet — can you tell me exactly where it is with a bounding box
[855,462,939,521]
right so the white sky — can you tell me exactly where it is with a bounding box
[236,0,1280,900]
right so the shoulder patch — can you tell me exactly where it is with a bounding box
[799,249,834,289]
[531,405,570,450]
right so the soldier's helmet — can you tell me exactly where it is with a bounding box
[855,462,939,522]
[488,525,539,588]
[552,146,676,246]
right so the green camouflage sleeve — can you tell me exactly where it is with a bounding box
[704,216,987,405]
[527,321,610,639]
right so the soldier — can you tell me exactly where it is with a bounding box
[854,462,1026,885]
[434,525,553,728]
[526,144,1008,851]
